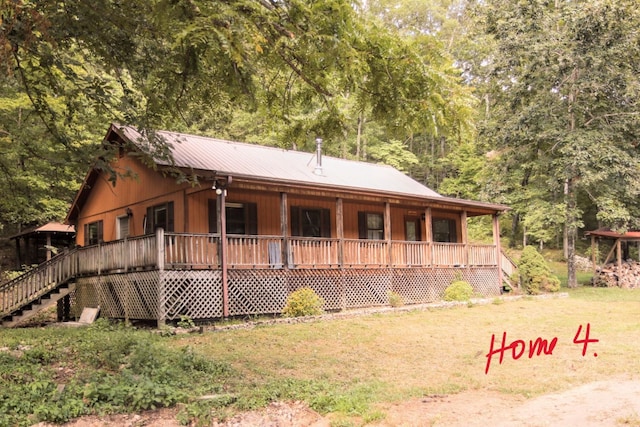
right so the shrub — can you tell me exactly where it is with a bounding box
[518,246,561,294]
[387,291,404,307]
[282,287,324,317]
[443,279,474,302]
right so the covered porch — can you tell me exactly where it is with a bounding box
[1,227,511,326]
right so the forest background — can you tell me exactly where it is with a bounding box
[1,0,640,287]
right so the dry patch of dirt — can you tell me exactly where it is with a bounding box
[35,378,640,427]
[372,377,640,427]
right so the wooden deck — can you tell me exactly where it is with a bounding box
[1,229,513,326]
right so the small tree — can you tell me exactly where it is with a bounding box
[518,246,561,294]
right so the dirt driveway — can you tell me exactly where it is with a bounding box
[40,377,640,426]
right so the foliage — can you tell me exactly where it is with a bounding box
[518,246,561,294]
[443,277,474,301]
[177,315,196,329]
[0,0,481,234]
[472,0,640,286]
[387,291,404,307]
[282,287,325,317]
[0,322,230,426]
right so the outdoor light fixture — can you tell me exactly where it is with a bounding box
[125,207,133,217]
[212,176,233,196]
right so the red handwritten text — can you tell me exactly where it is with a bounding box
[485,332,557,374]
[484,323,598,374]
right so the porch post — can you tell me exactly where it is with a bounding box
[156,227,165,327]
[336,198,344,267]
[384,202,392,266]
[424,207,432,266]
[590,235,597,274]
[220,191,229,317]
[461,210,469,267]
[280,192,289,268]
[337,198,346,309]
[493,214,503,287]
[15,237,21,269]
[46,234,52,262]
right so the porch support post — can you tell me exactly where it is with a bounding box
[590,235,597,274]
[336,198,344,267]
[156,227,165,327]
[220,190,229,317]
[384,202,391,266]
[461,210,468,268]
[280,192,289,268]
[424,207,432,266]
[493,214,503,288]
[46,234,52,262]
[616,238,622,270]
[15,237,21,269]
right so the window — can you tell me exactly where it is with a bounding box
[84,220,103,246]
[358,212,384,240]
[208,199,257,235]
[432,218,457,242]
[290,206,331,237]
[145,202,174,233]
[116,215,130,240]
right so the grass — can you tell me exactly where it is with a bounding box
[171,286,640,423]
[2,287,639,426]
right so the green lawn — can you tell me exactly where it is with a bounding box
[1,287,639,426]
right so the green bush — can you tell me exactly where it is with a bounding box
[282,287,325,317]
[518,246,561,294]
[443,279,474,302]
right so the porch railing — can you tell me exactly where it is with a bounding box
[160,233,498,269]
[0,248,79,316]
[1,231,506,319]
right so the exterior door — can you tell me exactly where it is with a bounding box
[405,217,421,241]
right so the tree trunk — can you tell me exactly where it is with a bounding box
[565,179,578,288]
[356,113,364,160]
[510,212,520,248]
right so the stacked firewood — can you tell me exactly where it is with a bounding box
[592,261,640,288]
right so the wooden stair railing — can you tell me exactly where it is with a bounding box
[500,250,519,290]
[0,248,79,325]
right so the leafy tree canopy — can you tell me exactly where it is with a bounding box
[0,0,475,229]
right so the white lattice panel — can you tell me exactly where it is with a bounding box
[228,270,287,315]
[343,269,391,308]
[391,269,438,303]
[161,270,223,320]
[74,272,160,321]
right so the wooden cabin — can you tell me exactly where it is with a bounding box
[1,124,512,327]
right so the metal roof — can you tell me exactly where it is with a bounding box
[117,125,442,199]
[88,124,508,216]
[585,228,640,240]
[10,222,75,240]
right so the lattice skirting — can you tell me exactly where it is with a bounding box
[70,267,501,321]
[73,271,160,320]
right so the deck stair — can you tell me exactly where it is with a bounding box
[1,283,76,328]
[500,250,519,292]
[1,249,78,328]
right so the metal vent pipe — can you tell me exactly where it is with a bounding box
[314,137,323,175]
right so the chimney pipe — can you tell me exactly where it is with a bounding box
[314,137,323,175]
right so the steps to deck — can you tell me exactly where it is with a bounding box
[1,283,76,328]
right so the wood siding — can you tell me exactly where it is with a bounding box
[75,155,190,245]
[75,155,465,246]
